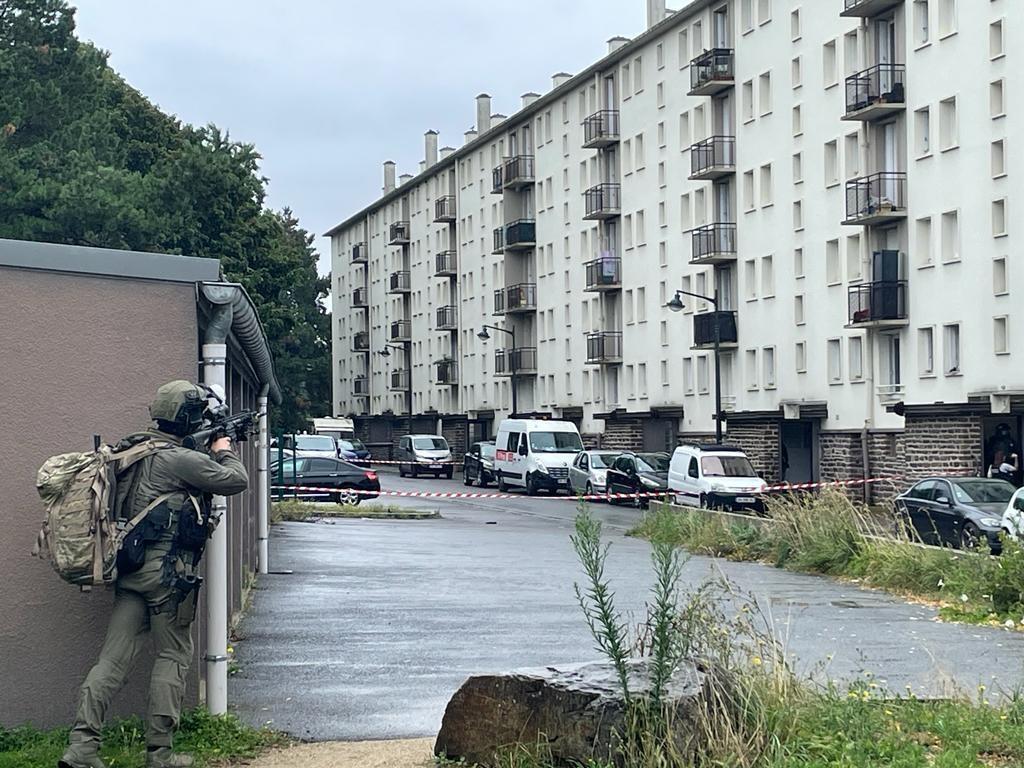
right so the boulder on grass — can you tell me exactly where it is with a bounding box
[434,659,727,767]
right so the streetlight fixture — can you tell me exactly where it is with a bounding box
[378,343,410,415]
[668,289,724,444]
[476,324,518,417]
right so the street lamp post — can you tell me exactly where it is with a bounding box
[379,343,412,416]
[668,289,724,444]
[476,325,518,418]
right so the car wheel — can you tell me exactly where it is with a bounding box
[606,486,617,506]
[960,523,982,551]
[699,493,709,510]
[585,482,595,501]
[463,468,472,486]
[335,487,359,506]
[399,464,406,478]
[410,464,418,478]
[445,468,454,479]
[526,473,538,496]
[498,472,507,492]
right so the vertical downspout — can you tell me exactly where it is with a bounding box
[257,384,270,575]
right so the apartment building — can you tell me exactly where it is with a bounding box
[328,0,1020,499]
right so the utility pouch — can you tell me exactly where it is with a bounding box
[115,504,172,576]
[174,573,203,628]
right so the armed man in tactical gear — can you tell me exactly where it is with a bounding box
[60,381,249,768]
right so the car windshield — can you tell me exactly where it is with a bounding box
[951,480,1014,504]
[529,431,584,453]
[413,437,448,451]
[295,435,335,452]
[349,439,367,451]
[337,440,355,451]
[637,453,670,472]
[701,455,757,478]
[591,452,620,469]
[480,444,496,460]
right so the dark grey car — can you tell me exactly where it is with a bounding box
[894,477,1014,554]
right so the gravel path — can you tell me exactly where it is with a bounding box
[238,738,434,768]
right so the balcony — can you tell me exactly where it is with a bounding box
[586,331,623,365]
[352,242,368,263]
[582,110,621,149]
[690,223,737,265]
[583,183,621,220]
[435,250,457,277]
[434,195,456,223]
[388,270,411,294]
[584,255,621,292]
[504,219,536,250]
[389,320,412,342]
[843,172,907,226]
[844,64,906,121]
[502,155,535,190]
[689,136,736,180]
[492,227,505,254]
[390,369,410,391]
[847,280,908,329]
[353,377,369,397]
[388,221,410,245]
[495,347,538,376]
[841,0,904,18]
[435,359,458,386]
[693,310,738,350]
[352,287,368,308]
[494,283,537,315]
[351,331,370,352]
[876,383,905,404]
[435,305,458,331]
[491,166,504,195]
[689,48,735,96]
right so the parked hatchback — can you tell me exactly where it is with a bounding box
[463,441,497,487]
[894,477,1013,554]
[272,456,379,505]
[397,434,453,478]
[336,438,371,465]
[605,452,670,508]
[568,450,622,498]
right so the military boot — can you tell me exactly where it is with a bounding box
[57,754,107,768]
[145,748,194,768]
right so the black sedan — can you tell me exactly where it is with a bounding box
[894,477,1015,554]
[272,456,380,505]
[463,441,497,487]
[605,452,670,508]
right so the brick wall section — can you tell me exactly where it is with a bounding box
[599,418,645,450]
[441,416,468,467]
[903,414,983,484]
[819,432,862,482]
[866,430,906,504]
[581,433,601,450]
[726,421,780,483]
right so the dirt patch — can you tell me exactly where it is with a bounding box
[237,738,436,768]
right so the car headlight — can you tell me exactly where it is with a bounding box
[710,483,727,493]
[980,518,1002,528]
[482,461,493,469]
[640,476,660,489]
[536,464,549,474]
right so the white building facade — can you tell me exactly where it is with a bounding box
[329,0,1020,499]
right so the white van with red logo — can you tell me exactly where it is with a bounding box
[494,418,584,495]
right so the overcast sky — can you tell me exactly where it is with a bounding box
[73,0,647,274]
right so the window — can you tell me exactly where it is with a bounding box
[635,134,645,169]
[791,56,802,89]
[795,341,807,373]
[792,105,803,136]
[849,337,864,381]
[914,0,930,46]
[683,357,694,394]
[742,80,755,122]
[660,319,669,345]
[993,199,1008,238]
[994,316,1009,355]
[938,0,956,38]
[918,327,935,376]
[744,259,757,300]
[763,347,777,388]
[633,56,644,94]
[657,121,666,147]
[658,201,666,228]
[914,108,931,157]
[794,247,804,278]
[828,339,842,382]
[758,72,773,115]
[679,112,691,148]
[994,256,1008,295]
[697,356,710,394]
[846,234,861,281]
[638,363,648,397]
[824,140,839,186]
[990,19,1005,59]
[621,62,631,98]
[939,97,958,151]
[658,161,666,187]
[992,139,1006,178]
[794,294,805,325]
[743,170,755,211]
[991,80,1005,119]
[657,82,665,109]
[678,29,689,68]
[637,286,647,321]
[943,323,960,374]
[941,210,960,262]
[680,193,692,230]
[826,239,841,284]
[741,0,753,33]
[760,164,773,207]
[758,0,771,24]
[844,133,860,178]
[656,42,664,69]
[823,40,838,88]
[746,349,759,390]
[844,30,859,76]
[916,216,933,267]
[793,200,804,231]
[661,360,669,386]
[791,9,801,41]
[792,151,803,184]
[636,209,647,244]
[762,255,775,297]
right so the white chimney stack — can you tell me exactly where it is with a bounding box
[521,92,541,108]
[646,0,667,28]
[607,36,630,54]
[383,160,396,193]
[464,128,478,145]
[424,130,438,167]
[398,173,413,187]
[552,72,572,89]
[491,113,507,126]
[476,94,492,133]
[440,146,455,159]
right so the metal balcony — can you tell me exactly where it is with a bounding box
[582,110,621,149]
[843,172,907,226]
[435,359,458,386]
[586,331,623,365]
[693,311,738,350]
[491,166,504,195]
[841,0,904,18]
[847,280,909,329]
[494,283,537,315]
[389,320,412,342]
[435,305,458,332]
[492,227,505,254]
[388,270,411,294]
[690,223,737,265]
[495,347,538,377]
[584,255,621,292]
[844,64,906,121]
[504,219,536,250]
[502,155,536,190]
[353,377,370,397]
[689,136,736,180]
[388,221,410,245]
[389,369,410,391]
[352,242,368,263]
[434,195,456,223]
[583,183,621,220]
[435,250,457,277]
[352,287,368,308]
[351,331,370,352]
[689,48,735,96]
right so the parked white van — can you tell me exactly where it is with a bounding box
[668,444,768,512]
[495,419,584,495]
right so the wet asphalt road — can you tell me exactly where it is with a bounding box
[230,470,1024,741]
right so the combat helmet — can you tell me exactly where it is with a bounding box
[150,380,206,436]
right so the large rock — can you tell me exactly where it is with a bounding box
[434,660,726,767]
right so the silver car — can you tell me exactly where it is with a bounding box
[568,450,623,498]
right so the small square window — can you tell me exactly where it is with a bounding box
[792,151,803,184]
[993,199,1008,238]
[990,19,1005,60]
[941,210,960,262]
[939,97,958,151]
[746,349,759,390]
[791,57,802,89]
[793,200,804,231]
[943,323,961,375]
[994,316,1010,355]
[795,341,807,373]
[849,337,864,381]
[763,346,777,389]
[792,105,803,136]
[794,294,805,325]
[828,339,842,383]
[914,108,931,157]
[823,40,838,88]
[918,327,935,376]
[991,80,1006,119]
[826,239,841,284]
[794,247,804,279]
[742,80,755,122]
[992,139,1006,178]
[758,72,773,116]
[790,8,802,41]
[994,256,1008,296]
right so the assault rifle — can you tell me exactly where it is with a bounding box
[182,410,259,451]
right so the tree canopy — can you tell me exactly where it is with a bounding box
[0,0,330,431]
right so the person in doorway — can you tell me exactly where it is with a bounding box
[60,381,249,768]
[988,449,1018,485]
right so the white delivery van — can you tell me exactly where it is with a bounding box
[668,443,768,512]
[494,418,584,495]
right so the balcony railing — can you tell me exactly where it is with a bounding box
[586,331,623,365]
[494,283,537,315]
[435,359,458,386]
[495,347,538,376]
[351,331,370,352]
[434,195,456,223]
[388,221,410,245]
[689,48,735,95]
[689,136,736,180]
[491,166,504,195]
[390,369,410,391]
[583,183,622,220]
[848,280,908,327]
[690,223,737,265]
[841,0,904,18]
[388,270,411,294]
[353,377,369,397]
[435,305,458,331]
[389,320,412,342]
[582,110,621,149]
[435,250,457,277]
[693,310,738,349]
[876,383,905,403]
[584,255,621,292]
[352,242,368,263]
[843,172,907,225]
[352,287,368,308]
[502,155,536,189]
[504,219,536,250]
[492,226,505,254]
[844,64,906,120]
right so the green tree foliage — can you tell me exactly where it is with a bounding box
[0,0,330,431]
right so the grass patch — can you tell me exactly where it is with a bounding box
[271,500,440,523]
[631,491,1024,628]
[0,709,285,768]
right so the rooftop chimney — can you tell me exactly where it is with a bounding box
[521,92,541,108]
[646,0,667,28]
[418,160,426,172]
[440,146,455,159]
[608,36,630,54]
[476,94,492,133]
[491,113,507,126]
[464,128,478,145]
[424,130,438,167]
[552,72,573,89]
[383,160,396,193]
[398,173,413,187]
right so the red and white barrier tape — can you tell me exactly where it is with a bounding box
[272,484,649,502]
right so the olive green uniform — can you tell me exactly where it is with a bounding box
[63,431,248,765]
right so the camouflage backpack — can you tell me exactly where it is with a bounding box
[32,439,175,588]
